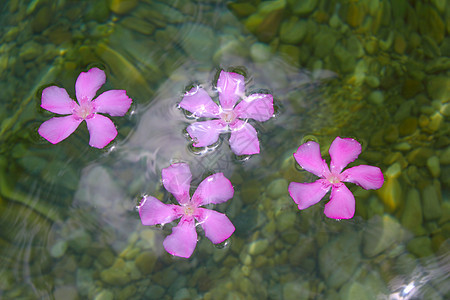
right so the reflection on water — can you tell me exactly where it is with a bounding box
[0,0,449,299]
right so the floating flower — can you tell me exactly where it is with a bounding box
[38,67,132,148]
[179,70,274,155]
[138,163,235,258]
[288,137,384,219]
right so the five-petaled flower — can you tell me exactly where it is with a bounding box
[179,70,274,156]
[138,163,235,258]
[288,137,384,219]
[38,67,132,148]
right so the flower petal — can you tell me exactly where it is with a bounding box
[293,141,328,177]
[342,165,384,190]
[186,120,226,147]
[162,163,192,205]
[329,137,361,174]
[163,217,197,258]
[229,120,259,155]
[41,86,76,114]
[196,208,235,244]
[85,114,117,148]
[324,184,355,219]
[38,116,82,144]
[138,196,180,226]
[94,90,132,116]
[234,93,274,122]
[288,179,331,210]
[179,86,220,118]
[192,173,234,206]
[75,68,106,102]
[217,70,245,110]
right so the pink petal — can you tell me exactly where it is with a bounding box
[85,114,117,148]
[288,179,331,210]
[293,141,328,177]
[341,165,384,190]
[162,163,192,205]
[324,184,355,219]
[179,86,220,118]
[38,116,82,144]
[329,137,361,174]
[196,208,235,244]
[94,90,132,116]
[229,120,259,155]
[163,217,197,258]
[186,120,227,147]
[75,68,106,102]
[191,173,234,206]
[217,70,245,110]
[41,86,76,114]
[234,93,274,122]
[138,196,180,226]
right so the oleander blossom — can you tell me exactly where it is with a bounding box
[38,67,132,148]
[288,137,384,219]
[138,163,235,258]
[179,70,274,155]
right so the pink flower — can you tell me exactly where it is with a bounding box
[38,67,132,148]
[179,70,274,155]
[138,163,235,258]
[288,137,384,219]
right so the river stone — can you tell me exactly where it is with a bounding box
[276,211,296,232]
[76,268,94,296]
[250,42,272,62]
[179,23,216,61]
[426,156,440,178]
[363,214,403,257]
[283,281,310,300]
[50,240,68,258]
[421,184,442,220]
[68,229,92,252]
[146,285,165,299]
[98,249,115,267]
[248,238,269,256]
[407,236,434,257]
[368,90,384,105]
[427,76,450,102]
[135,251,157,275]
[418,5,445,44]
[54,285,79,300]
[31,6,52,33]
[288,0,318,15]
[267,178,288,199]
[440,146,450,165]
[346,35,364,58]
[280,17,307,44]
[121,17,155,35]
[339,281,371,300]
[19,41,44,61]
[313,28,337,58]
[346,2,365,27]
[398,117,417,136]
[377,176,402,212]
[319,230,361,289]
[100,262,130,285]
[94,290,114,300]
[401,189,423,233]
[406,147,434,166]
[109,0,138,14]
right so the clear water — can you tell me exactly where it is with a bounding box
[0,0,449,299]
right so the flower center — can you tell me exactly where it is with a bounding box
[74,98,95,120]
[219,109,236,124]
[183,204,196,216]
[327,173,341,185]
